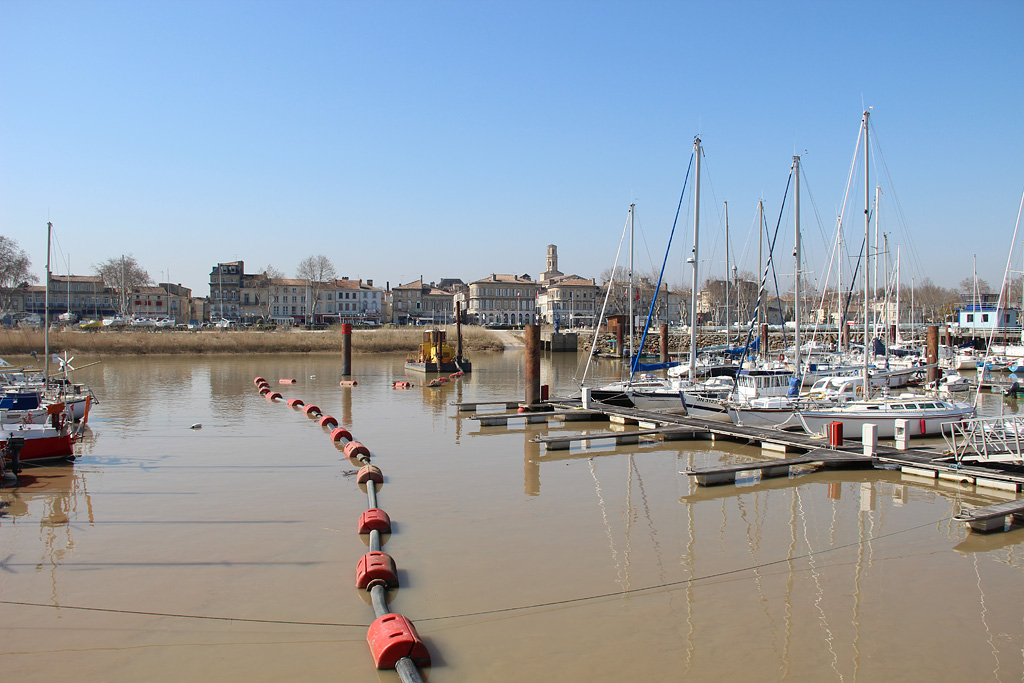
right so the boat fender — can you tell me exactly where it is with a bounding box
[920,418,927,434]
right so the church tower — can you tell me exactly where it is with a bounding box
[541,244,563,282]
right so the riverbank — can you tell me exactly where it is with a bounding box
[0,326,508,357]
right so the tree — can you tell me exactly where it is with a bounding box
[94,255,152,316]
[958,276,991,294]
[295,255,337,322]
[0,236,37,317]
[254,265,285,319]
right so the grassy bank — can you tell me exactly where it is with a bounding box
[0,326,508,357]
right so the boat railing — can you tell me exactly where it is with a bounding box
[943,415,1024,465]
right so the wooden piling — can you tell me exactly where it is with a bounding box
[660,324,668,363]
[926,324,939,383]
[525,324,540,406]
[341,323,352,376]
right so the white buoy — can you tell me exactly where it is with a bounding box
[190,423,202,429]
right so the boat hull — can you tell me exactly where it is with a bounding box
[405,360,471,374]
[1,427,75,464]
[796,408,973,439]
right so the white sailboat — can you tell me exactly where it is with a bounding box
[794,111,973,439]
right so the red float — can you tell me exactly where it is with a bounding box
[286,398,305,407]
[258,387,271,395]
[253,376,266,386]
[345,440,371,459]
[330,427,353,442]
[302,404,321,416]
[339,380,359,387]
[357,464,383,485]
[279,378,296,384]
[355,551,398,589]
[318,415,339,428]
[358,508,392,534]
[366,613,430,670]
[265,392,282,401]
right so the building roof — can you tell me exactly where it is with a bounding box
[470,273,538,286]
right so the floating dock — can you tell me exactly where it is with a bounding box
[462,397,1024,532]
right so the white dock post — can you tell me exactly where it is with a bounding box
[863,423,878,457]
[581,387,593,409]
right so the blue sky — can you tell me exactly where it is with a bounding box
[2,0,1022,296]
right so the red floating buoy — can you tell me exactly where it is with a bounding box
[330,426,353,442]
[339,380,358,387]
[392,381,413,389]
[318,415,339,428]
[355,550,399,590]
[366,613,431,670]
[358,508,392,534]
[286,398,305,407]
[279,378,296,384]
[357,464,383,485]
[344,440,371,459]
[258,386,271,395]
[303,404,321,417]
[254,376,266,386]
[266,392,282,401]
[426,379,442,388]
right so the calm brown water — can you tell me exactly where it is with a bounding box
[2,352,1023,681]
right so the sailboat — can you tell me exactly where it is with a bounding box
[794,111,973,439]
[587,203,686,410]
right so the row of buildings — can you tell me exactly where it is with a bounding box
[11,243,992,330]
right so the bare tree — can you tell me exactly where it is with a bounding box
[254,265,285,319]
[296,255,337,323]
[94,254,151,316]
[262,264,285,279]
[959,276,991,294]
[0,236,37,318]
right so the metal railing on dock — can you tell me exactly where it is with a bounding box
[943,415,1024,465]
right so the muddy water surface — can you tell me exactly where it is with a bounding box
[2,352,1023,681]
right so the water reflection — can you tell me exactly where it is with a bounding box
[1,353,1021,681]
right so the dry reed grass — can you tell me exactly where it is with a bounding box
[0,326,507,357]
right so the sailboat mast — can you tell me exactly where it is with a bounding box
[724,201,730,334]
[44,221,51,384]
[629,203,635,366]
[862,110,871,393]
[793,154,801,375]
[689,136,702,379]
[896,245,901,344]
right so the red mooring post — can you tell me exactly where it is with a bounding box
[926,324,939,383]
[341,323,352,376]
[615,321,624,358]
[660,323,669,363]
[525,324,540,406]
